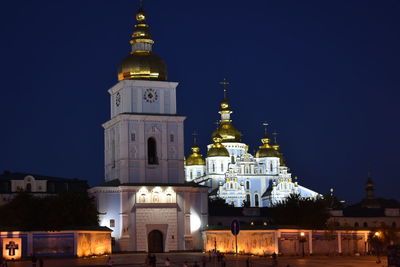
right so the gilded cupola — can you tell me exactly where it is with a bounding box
[271,132,287,166]
[255,136,278,158]
[186,141,206,166]
[207,135,230,157]
[117,5,167,81]
[256,124,280,158]
[211,79,242,142]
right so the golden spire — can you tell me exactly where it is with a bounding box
[117,1,167,81]
[186,131,206,166]
[211,79,242,142]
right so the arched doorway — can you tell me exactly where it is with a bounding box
[148,230,163,253]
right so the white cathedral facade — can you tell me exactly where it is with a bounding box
[89,6,208,252]
[184,88,320,207]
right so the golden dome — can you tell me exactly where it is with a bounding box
[207,135,230,157]
[271,139,287,166]
[256,136,280,158]
[211,79,242,143]
[186,144,206,166]
[117,7,167,81]
[118,52,167,81]
[211,121,242,143]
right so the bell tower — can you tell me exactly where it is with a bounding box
[103,6,185,184]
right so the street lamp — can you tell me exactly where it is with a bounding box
[299,232,306,257]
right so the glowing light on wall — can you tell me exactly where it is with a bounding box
[2,238,22,260]
[190,212,201,233]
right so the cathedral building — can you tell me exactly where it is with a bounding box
[185,86,320,207]
[89,6,208,252]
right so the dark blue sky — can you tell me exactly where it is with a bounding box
[1,0,399,204]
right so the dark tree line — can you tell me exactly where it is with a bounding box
[270,194,332,228]
[0,192,99,230]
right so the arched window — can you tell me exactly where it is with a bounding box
[147,137,158,165]
[246,180,250,189]
[212,163,215,172]
[153,192,159,203]
[231,156,235,164]
[363,222,368,228]
[354,222,359,228]
[392,222,396,228]
[221,163,224,172]
[26,183,32,192]
[246,194,251,204]
[190,171,193,179]
[255,194,259,207]
[166,193,172,203]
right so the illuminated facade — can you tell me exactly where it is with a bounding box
[185,86,320,207]
[90,5,208,252]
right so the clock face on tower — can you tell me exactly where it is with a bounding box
[143,88,158,103]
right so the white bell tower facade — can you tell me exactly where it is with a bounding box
[104,80,185,184]
[103,6,185,184]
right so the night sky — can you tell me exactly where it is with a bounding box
[1,0,399,204]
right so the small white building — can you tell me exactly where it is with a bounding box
[90,6,208,253]
[0,172,87,206]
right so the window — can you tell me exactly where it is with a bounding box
[212,163,215,172]
[110,219,115,227]
[363,222,368,227]
[111,138,116,168]
[231,156,235,164]
[354,222,359,228]
[190,171,193,179]
[26,183,32,192]
[131,133,136,142]
[392,222,397,228]
[140,193,146,203]
[166,193,172,203]
[221,163,224,172]
[153,192,159,203]
[255,194,259,207]
[170,134,174,142]
[246,181,250,190]
[246,194,251,204]
[147,137,158,164]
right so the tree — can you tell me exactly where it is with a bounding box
[0,191,99,230]
[208,196,234,208]
[270,193,330,228]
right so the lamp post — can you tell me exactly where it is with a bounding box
[299,232,306,257]
[374,231,382,264]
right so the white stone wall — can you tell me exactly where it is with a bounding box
[135,208,178,252]
[103,114,185,184]
[108,80,178,117]
[90,185,208,252]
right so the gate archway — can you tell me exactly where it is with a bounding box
[148,230,163,253]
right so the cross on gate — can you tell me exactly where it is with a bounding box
[5,241,19,256]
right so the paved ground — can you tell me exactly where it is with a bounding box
[5,253,389,267]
